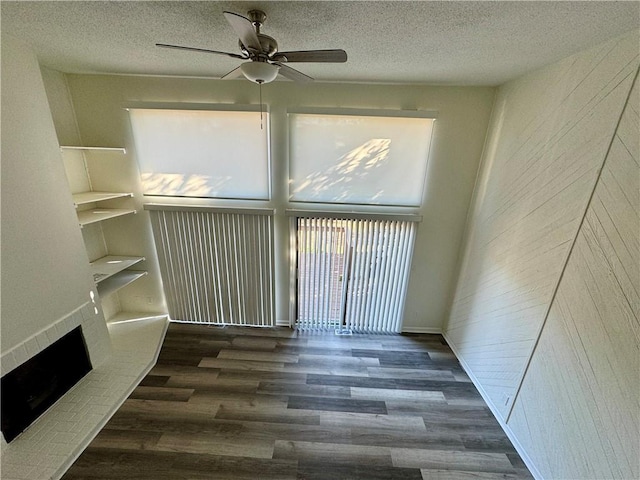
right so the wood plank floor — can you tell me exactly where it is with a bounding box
[62,324,533,479]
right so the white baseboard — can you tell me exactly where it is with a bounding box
[442,331,544,480]
[272,321,440,333]
[401,326,442,334]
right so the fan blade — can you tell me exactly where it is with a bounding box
[273,62,313,83]
[223,11,261,53]
[220,66,244,80]
[156,43,245,59]
[272,49,347,63]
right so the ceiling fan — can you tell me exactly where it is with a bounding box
[157,9,347,84]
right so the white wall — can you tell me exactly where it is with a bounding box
[40,67,83,146]
[0,36,98,352]
[445,30,639,479]
[63,76,495,331]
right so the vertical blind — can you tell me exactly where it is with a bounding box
[148,206,275,326]
[296,216,417,332]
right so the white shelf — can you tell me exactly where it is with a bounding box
[90,255,145,283]
[97,270,147,298]
[107,312,169,325]
[61,146,126,153]
[73,192,133,207]
[77,208,136,226]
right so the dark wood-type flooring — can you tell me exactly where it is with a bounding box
[62,323,533,479]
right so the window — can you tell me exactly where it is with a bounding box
[295,215,417,332]
[288,111,434,206]
[129,107,270,200]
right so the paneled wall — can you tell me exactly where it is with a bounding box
[445,29,638,478]
[445,30,638,420]
[507,73,639,480]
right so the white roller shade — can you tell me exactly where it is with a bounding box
[289,112,434,206]
[129,108,270,200]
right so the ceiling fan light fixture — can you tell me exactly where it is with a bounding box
[240,61,279,84]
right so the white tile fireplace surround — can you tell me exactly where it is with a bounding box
[0,308,167,480]
[1,302,110,379]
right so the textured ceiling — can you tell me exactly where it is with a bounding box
[2,1,638,86]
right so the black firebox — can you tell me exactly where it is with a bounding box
[1,326,92,442]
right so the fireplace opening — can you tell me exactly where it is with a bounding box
[1,326,92,442]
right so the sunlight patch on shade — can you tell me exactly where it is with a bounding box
[141,172,231,197]
[292,139,391,200]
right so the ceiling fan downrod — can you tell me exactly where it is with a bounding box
[247,9,267,33]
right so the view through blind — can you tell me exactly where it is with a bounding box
[289,112,434,206]
[129,108,270,199]
[296,216,417,332]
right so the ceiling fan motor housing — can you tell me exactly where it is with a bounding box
[239,34,278,59]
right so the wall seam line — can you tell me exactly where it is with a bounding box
[504,64,640,424]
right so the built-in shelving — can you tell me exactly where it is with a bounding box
[97,271,148,298]
[77,208,136,226]
[61,144,155,322]
[90,255,145,283]
[73,191,133,207]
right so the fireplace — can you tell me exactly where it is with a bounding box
[1,326,92,442]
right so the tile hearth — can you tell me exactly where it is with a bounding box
[0,317,167,480]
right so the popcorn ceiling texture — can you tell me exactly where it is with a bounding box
[2,1,638,85]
